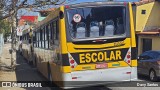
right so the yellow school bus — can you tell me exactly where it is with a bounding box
[28,1,137,89]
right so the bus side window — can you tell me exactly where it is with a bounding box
[36,31,38,47]
[54,21,59,45]
[41,27,45,48]
[48,23,52,49]
[40,28,43,48]
[38,30,41,48]
[49,21,55,49]
[33,32,36,47]
[27,33,29,44]
[45,24,49,49]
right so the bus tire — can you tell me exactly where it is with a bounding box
[48,62,53,87]
[48,62,53,82]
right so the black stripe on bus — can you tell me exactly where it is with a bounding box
[71,38,126,45]
[74,44,125,50]
[61,47,137,66]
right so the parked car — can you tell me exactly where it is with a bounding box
[138,50,160,81]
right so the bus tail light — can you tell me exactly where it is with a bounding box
[72,77,77,79]
[124,47,131,65]
[70,60,75,64]
[68,53,78,70]
[126,72,131,74]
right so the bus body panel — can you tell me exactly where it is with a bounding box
[61,67,137,89]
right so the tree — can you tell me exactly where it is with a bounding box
[0,0,67,68]
[0,0,66,20]
[0,19,11,41]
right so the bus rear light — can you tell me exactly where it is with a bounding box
[127,60,131,64]
[70,60,75,64]
[72,77,77,79]
[71,65,74,68]
[127,55,131,59]
[68,53,78,70]
[124,47,131,65]
[126,72,131,74]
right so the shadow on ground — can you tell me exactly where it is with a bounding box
[14,51,112,90]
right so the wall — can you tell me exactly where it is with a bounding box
[138,35,160,55]
[136,2,160,32]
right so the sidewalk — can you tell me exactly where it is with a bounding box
[0,43,22,90]
[0,43,52,90]
[0,43,17,81]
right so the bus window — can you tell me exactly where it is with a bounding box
[33,32,36,47]
[45,25,49,49]
[41,27,45,48]
[38,31,41,48]
[48,24,52,49]
[66,6,126,39]
[53,21,59,45]
[36,31,39,47]
[49,22,54,50]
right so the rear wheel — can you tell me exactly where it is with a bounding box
[48,63,53,86]
[149,69,158,82]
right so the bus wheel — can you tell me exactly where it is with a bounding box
[48,63,53,86]
[49,70,54,87]
[49,73,52,82]
[149,69,158,82]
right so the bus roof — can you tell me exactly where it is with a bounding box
[33,8,60,31]
[65,1,129,8]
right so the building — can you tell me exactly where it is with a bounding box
[18,16,38,26]
[134,0,160,55]
[36,8,55,22]
[18,15,38,31]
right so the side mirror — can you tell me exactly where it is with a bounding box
[59,11,64,19]
[137,56,139,60]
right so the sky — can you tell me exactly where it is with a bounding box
[18,0,139,17]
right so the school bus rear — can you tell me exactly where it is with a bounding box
[59,1,137,88]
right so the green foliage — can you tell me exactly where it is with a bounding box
[0,20,11,39]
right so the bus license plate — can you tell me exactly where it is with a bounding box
[96,63,108,69]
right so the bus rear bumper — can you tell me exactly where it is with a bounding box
[60,67,138,89]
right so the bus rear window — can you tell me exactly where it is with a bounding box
[66,6,126,39]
